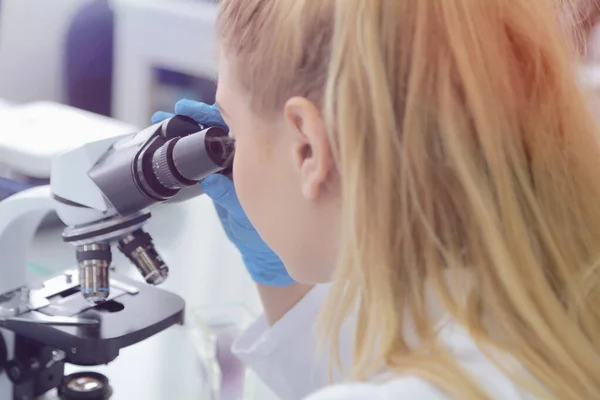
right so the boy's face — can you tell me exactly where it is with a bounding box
[216,53,341,284]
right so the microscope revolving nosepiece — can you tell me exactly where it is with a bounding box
[118,228,168,285]
[77,243,111,303]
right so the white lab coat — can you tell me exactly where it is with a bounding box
[233,285,536,400]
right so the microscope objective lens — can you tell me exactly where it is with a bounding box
[118,229,169,285]
[76,243,112,304]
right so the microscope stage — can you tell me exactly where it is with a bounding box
[0,269,185,366]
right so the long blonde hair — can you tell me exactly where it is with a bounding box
[218,0,600,398]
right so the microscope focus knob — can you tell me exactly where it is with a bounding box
[6,357,40,384]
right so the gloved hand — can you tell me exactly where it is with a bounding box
[151,100,227,129]
[152,100,296,287]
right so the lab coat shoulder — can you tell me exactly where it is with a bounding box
[233,284,354,400]
[305,376,451,400]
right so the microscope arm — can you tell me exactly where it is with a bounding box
[0,186,56,296]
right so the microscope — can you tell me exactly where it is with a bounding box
[0,115,234,399]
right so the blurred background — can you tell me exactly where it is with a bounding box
[0,0,222,200]
[0,0,219,120]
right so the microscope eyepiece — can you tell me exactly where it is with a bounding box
[152,126,233,191]
[77,243,111,303]
[87,115,234,216]
[147,123,233,197]
[130,116,234,204]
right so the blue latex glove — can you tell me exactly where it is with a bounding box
[151,100,227,129]
[152,100,295,287]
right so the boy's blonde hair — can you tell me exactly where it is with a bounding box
[218,0,600,398]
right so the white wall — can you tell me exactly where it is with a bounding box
[0,0,94,103]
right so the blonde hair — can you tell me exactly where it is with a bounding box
[218,0,600,398]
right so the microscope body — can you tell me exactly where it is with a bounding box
[52,115,233,303]
[0,116,234,399]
